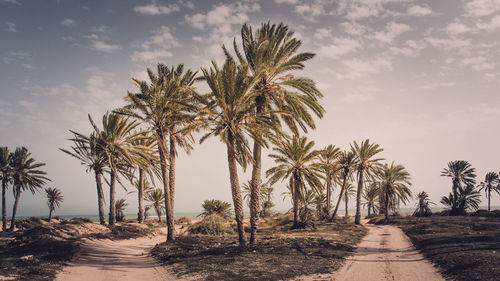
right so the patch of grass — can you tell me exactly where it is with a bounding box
[151,215,367,280]
[188,215,233,235]
[379,215,500,281]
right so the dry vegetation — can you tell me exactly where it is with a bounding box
[151,214,368,281]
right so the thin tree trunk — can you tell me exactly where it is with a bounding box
[249,139,262,245]
[169,131,176,211]
[2,180,7,231]
[355,170,364,225]
[345,194,348,217]
[293,189,299,228]
[48,208,53,223]
[326,176,332,218]
[331,175,347,220]
[156,131,175,241]
[226,133,246,247]
[488,188,491,211]
[138,168,144,223]
[9,187,20,231]
[368,202,371,218]
[94,171,106,225]
[109,171,116,226]
[156,206,161,223]
[385,194,390,220]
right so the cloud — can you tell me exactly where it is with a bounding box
[90,40,121,53]
[60,18,75,27]
[1,0,20,5]
[318,37,362,59]
[18,100,38,112]
[373,22,411,44]
[477,14,500,30]
[464,0,500,17]
[2,51,29,64]
[131,26,179,62]
[338,57,393,79]
[185,3,257,29]
[426,37,471,50]
[133,3,180,15]
[460,56,496,71]
[389,40,426,57]
[344,3,382,20]
[313,28,332,40]
[407,4,435,16]
[340,21,368,35]
[5,21,16,32]
[445,22,472,35]
[275,0,298,3]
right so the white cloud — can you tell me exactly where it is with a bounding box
[460,56,496,71]
[477,14,500,30]
[373,22,411,43]
[19,100,38,113]
[340,21,368,35]
[338,57,393,79]
[445,22,472,35]
[5,21,16,32]
[464,0,500,17]
[131,26,179,62]
[275,0,298,3]
[389,40,426,56]
[407,4,435,16]
[318,37,362,59]
[426,37,471,50]
[314,28,332,40]
[185,3,256,29]
[1,0,20,5]
[345,3,381,20]
[60,18,75,27]
[2,51,29,64]
[133,3,180,15]
[90,40,121,53]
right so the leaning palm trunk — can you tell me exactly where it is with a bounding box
[169,132,176,210]
[48,207,53,222]
[331,175,348,220]
[156,132,175,241]
[109,171,117,226]
[226,134,246,247]
[355,170,364,225]
[345,193,348,216]
[138,168,145,223]
[326,177,332,218]
[9,187,21,231]
[249,140,262,245]
[2,180,7,231]
[94,170,106,225]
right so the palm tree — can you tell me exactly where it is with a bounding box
[233,22,325,245]
[199,199,232,219]
[319,145,341,218]
[441,160,476,215]
[115,198,128,222]
[61,132,108,225]
[441,184,481,215]
[133,174,154,223]
[145,188,165,223]
[198,55,267,247]
[313,190,327,219]
[45,187,63,222]
[376,162,412,220]
[477,172,499,211]
[362,182,379,218]
[266,136,323,228]
[0,147,12,231]
[343,183,356,217]
[413,191,433,217]
[331,151,357,220]
[118,64,198,241]
[9,147,50,231]
[351,140,384,224]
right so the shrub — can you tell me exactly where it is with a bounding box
[189,215,233,235]
[199,199,232,219]
[15,217,43,230]
[176,216,192,224]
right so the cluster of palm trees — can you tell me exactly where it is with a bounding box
[0,146,50,231]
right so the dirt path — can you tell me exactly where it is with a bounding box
[55,234,177,281]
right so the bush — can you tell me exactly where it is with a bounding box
[199,199,232,219]
[176,216,192,224]
[189,215,233,235]
[61,217,92,225]
[15,217,43,230]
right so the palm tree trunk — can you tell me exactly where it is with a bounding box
[292,189,299,228]
[331,175,347,220]
[355,170,363,225]
[345,194,348,217]
[9,186,20,231]
[138,168,144,223]
[156,206,161,223]
[48,208,53,223]
[385,194,390,220]
[488,188,491,211]
[156,131,175,241]
[2,180,7,231]
[109,170,116,226]
[226,133,246,247]
[452,178,459,211]
[367,202,371,218]
[169,131,176,211]
[249,139,262,245]
[326,176,332,218]
[94,170,106,225]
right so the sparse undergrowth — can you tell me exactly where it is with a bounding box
[151,214,367,281]
[370,214,500,281]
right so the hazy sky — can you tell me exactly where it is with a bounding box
[1,0,499,217]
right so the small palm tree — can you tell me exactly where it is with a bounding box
[331,151,357,220]
[351,140,384,224]
[477,172,499,211]
[0,147,12,231]
[145,189,165,223]
[441,160,476,215]
[9,147,50,231]
[115,198,128,222]
[313,190,327,219]
[441,184,481,215]
[199,199,232,219]
[343,183,356,217]
[413,191,433,217]
[362,182,379,218]
[376,162,412,220]
[266,136,323,228]
[319,145,341,218]
[45,187,63,222]
[133,176,154,222]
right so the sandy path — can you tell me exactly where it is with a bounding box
[55,233,177,281]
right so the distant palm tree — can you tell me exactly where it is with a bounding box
[61,132,108,225]
[9,147,50,231]
[319,145,341,218]
[114,198,128,222]
[0,147,12,231]
[45,187,63,222]
[362,182,379,218]
[266,136,323,228]
[313,190,327,219]
[351,140,384,224]
[199,199,232,219]
[242,180,273,215]
[376,162,412,220]
[413,191,433,217]
[331,151,357,220]
[145,189,165,222]
[477,172,499,211]
[343,183,356,217]
[441,184,481,215]
[441,160,476,215]
[133,175,154,223]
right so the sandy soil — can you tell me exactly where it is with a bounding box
[296,222,445,281]
[55,233,178,281]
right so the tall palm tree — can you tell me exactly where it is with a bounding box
[331,151,357,220]
[343,183,356,217]
[351,140,384,224]
[45,187,63,222]
[61,132,108,225]
[145,189,165,223]
[376,162,412,220]
[233,22,325,245]
[199,55,267,247]
[477,172,499,211]
[441,160,476,215]
[118,64,198,241]
[9,147,50,231]
[319,145,341,217]
[0,147,12,231]
[266,136,323,228]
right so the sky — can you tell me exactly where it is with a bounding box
[1,0,499,217]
